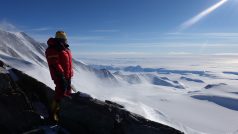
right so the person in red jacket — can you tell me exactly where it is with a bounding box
[45,31,73,122]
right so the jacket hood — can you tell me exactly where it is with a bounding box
[47,38,57,47]
[47,38,69,48]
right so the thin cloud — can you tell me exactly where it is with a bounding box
[69,36,109,41]
[91,29,120,33]
[167,32,238,36]
[74,51,152,58]
[202,32,238,37]
[213,53,238,56]
[25,27,53,32]
[0,20,19,32]
[166,32,238,39]
[179,0,228,31]
[0,20,53,43]
[168,52,192,55]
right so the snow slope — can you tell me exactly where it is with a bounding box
[1,29,238,134]
[0,29,118,88]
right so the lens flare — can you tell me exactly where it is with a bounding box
[180,0,228,31]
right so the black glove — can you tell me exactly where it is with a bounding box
[59,74,68,92]
[67,79,71,90]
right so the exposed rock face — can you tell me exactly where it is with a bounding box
[60,94,183,134]
[0,61,58,133]
[0,62,183,134]
[0,66,49,133]
[204,83,227,89]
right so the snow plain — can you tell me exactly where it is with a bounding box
[81,56,238,134]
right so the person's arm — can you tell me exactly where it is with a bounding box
[45,49,64,80]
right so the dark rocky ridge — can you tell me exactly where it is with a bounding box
[0,61,183,134]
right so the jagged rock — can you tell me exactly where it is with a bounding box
[0,60,4,67]
[0,67,46,133]
[115,73,142,84]
[59,93,183,134]
[180,76,204,83]
[204,83,227,89]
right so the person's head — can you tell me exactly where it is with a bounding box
[55,31,67,43]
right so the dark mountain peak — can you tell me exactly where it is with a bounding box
[113,71,122,75]
[124,65,143,72]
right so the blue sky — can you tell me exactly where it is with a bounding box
[0,0,238,57]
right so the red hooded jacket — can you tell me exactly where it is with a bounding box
[45,38,73,80]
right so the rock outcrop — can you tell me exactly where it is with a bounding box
[60,94,183,134]
[0,63,57,134]
[0,61,183,134]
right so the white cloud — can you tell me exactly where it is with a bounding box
[168,52,192,55]
[72,51,156,58]
[76,51,148,56]
[166,32,238,40]
[25,27,53,32]
[91,29,120,33]
[202,32,238,37]
[179,0,228,31]
[167,32,238,36]
[69,36,109,41]
[0,20,19,32]
[212,53,238,56]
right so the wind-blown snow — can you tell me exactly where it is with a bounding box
[1,30,238,134]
